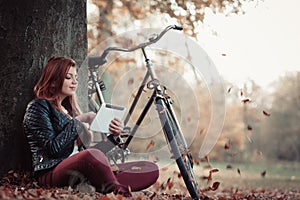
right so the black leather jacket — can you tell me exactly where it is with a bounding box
[23,99,85,173]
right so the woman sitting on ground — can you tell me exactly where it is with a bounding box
[23,56,159,197]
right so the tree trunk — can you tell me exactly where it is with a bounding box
[0,0,87,176]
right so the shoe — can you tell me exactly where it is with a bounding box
[114,184,132,197]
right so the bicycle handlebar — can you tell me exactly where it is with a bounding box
[88,25,183,67]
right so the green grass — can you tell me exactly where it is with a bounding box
[196,161,300,190]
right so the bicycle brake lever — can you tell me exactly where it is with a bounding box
[173,25,183,31]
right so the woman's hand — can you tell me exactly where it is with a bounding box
[109,118,124,137]
[75,112,96,124]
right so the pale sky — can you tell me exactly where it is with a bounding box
[87,0,300,89]
[197,0,300,89]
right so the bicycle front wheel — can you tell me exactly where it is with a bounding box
[156,98,199,199]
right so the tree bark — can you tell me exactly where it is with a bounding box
[0,0,87,176]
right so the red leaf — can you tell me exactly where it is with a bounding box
[263,110,271,116]
[247,125,253,131]
[224,143,230,150]
[128,78,134,85]
[209,169,219,174]
[166,177,174,189]
[100,195,111,200]
[211,182,220,191]
[177,172,182,178]
[200,155,209,162]
[186,117,191,122]
[146,140,155,151]
[194,158,200,165]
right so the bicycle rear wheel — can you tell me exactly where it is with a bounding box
[156,98,199,199]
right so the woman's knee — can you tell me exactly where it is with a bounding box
[78,148,110,167]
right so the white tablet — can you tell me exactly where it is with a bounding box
[90,103,126,133]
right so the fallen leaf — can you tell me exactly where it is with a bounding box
[100,195,111,200]
[209,169,219,174]
[263,110,271,116]
[261,170,267,178]
[211,182,220,191]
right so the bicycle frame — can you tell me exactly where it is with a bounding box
[88,25,184,150]
[88,25,200,199]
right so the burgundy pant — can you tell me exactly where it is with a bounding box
[37,149,159,193]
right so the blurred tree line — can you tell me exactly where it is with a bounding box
[86,0,300,163]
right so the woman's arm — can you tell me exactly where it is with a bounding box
[24,99,84,157]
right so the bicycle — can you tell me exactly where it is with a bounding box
[88,25,200,199]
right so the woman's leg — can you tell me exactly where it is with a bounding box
[38,149,118,193]
[115,161,159,191]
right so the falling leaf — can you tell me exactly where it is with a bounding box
[177,172,182,178]
[237,168,241,176]
[221,53,227,56]
[247,125,253,131]
[227,86,233,93]
[201,155,209,163]
[146,140,155,151]
[186,117,191,122]
[256,150,263,156]
[263,110,271,116]
[261,170,267,178]
[240,90,244,96]
[224,143,230,150]
[128,78,134,85]
[224,139,231,150]
[241,98,251,103]
[226,164,233,169]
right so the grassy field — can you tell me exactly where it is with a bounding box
[202,161,300,190]
[152,160,300,198]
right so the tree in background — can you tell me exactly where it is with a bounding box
[260,72,300,161]
[88,0,261,50]
[0,0,87,176]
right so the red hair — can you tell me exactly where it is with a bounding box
[34,56,81,116]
